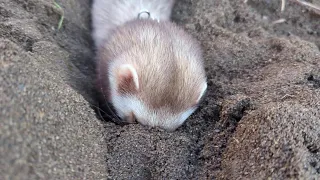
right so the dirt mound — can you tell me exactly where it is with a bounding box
[1,0,319,179]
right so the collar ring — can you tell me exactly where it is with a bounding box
[138,11,151,19]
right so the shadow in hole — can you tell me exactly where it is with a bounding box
[65,51,131,126]
[92,89,135,126]
[52,0,132,126]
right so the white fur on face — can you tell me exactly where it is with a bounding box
[197,82,207,102]
[111,95,196,131]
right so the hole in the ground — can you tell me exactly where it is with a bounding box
[93,95,129,126]
[24,38,34,52]
[270,42,284,52]
[307,74,320,88]
[302,131,320,154]
[307,75,315,81]
[233,12,246,23]
[310,161,320,174]
[234,15,241,23]
[224,98,251,129]
[306,144,319,154]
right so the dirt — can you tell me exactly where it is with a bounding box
[1,0,319,179]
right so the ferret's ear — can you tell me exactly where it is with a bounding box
[116,64,139,94]
[196,82,207,103]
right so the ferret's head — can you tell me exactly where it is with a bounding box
[100,20,207,131]
[108,62,207,131]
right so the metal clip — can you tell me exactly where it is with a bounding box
[138,10,151,19]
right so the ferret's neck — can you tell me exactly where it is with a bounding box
[138,10,150,19]
[137,9,160,22]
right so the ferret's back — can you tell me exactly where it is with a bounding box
[92,0,175,47]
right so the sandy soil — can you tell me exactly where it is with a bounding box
[1,0,319,179]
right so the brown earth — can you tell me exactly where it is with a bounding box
[1,0,319,179]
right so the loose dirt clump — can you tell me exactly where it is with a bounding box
[1,0,319,179]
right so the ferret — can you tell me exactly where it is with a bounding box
[92,0,207,131]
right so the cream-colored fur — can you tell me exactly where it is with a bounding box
[93,1,207,131]
[92,0,175,48]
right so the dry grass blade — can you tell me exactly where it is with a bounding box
[290,0,320,15]
[281,0,320,15]
[272,18,286,24]
[281,0,286,12]
[53,1,64,30]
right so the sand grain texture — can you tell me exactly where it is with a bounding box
[1,0,319,179]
